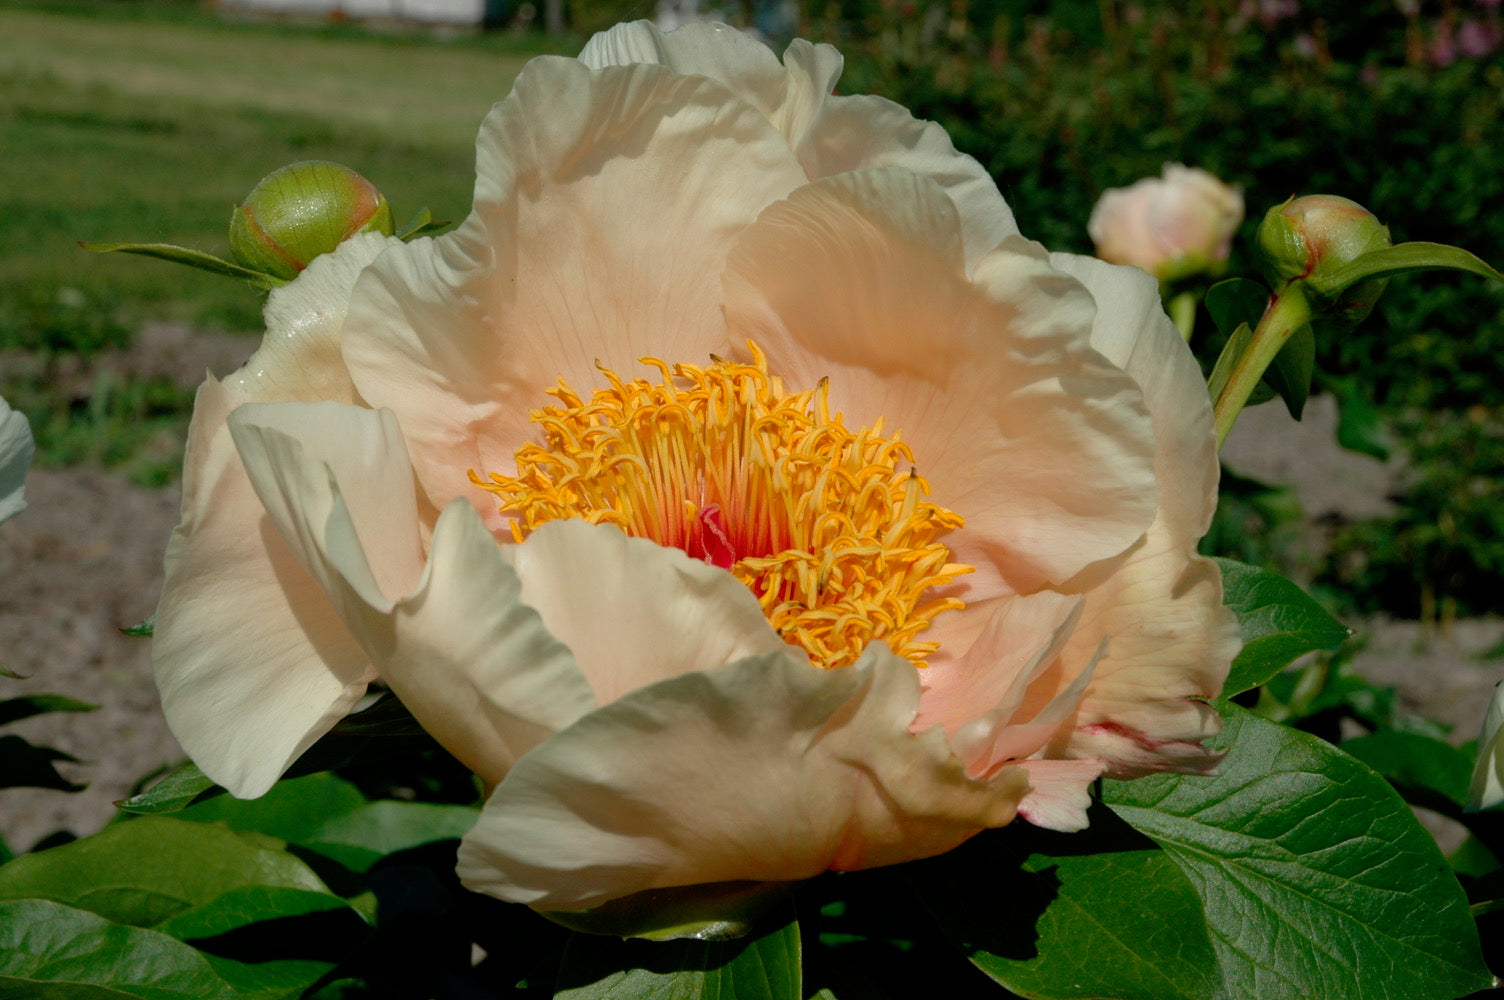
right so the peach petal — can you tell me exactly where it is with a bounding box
[341,55,809,530]
[724,168,1157,597]
[456,643,1029,911]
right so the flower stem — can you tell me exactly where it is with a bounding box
[1211,289,1314,448]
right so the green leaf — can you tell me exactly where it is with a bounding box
[175,772,368,843]
[0,694,98,726]
[1340,731,1475,810]
[1205,277,1269,340]
[172,770,476,871]
[910,813,1218,1000]
[1214,559,1350,696]
[1105,705,1494,999]
[1326,376,1392,461]
[554,910,801,1000]
[396,207,449,240]
[119,615,155,639]
[153,886,358,940]
[301,800,480,872]
[1261,323,1315,420]
[1206,321,1252,404]
[117,762,221,814]
[0,734,85,792]
[205,956,334,1000]
[80,242,289,291]
[1307,241,1504,298]
[0,815,336,928]
[0,898,237,999]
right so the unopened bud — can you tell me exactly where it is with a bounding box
[228,160,394,280]
[1256,195,1392,326]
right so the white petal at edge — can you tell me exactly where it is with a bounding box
[457,643,1030,912]
[0,396,34,523]
[1468,681,1504,810]
[153,384,375,797]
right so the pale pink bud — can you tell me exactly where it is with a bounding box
[1088,165,1245,282]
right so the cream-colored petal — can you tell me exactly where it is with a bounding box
[1035,253,1236,775]
[1468,681,1504,810]
[224,231,396,405]
[1013,758,1107,832]
[456,644,1029,912]
[0,395,34,523]
[341,55,809,529]
[724,168,1157,597]
[504,520,791,705]
[227,404,598,787]
[228,402,424,611]
[153,383,376,798]
[1047,251,1220,542]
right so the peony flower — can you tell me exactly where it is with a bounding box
[1088,164,1244,283]
[152,21,1238,930]
[0,394,33,525]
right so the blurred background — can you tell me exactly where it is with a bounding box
[2,0,1502,849]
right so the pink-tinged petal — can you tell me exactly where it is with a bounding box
[227,403,598,786]
[1055,538,1237,777]
[223,231,396,406]
[914,590,1081,739]
[456,644,1029,912]
[341,55,809,528]
[153,384,375,798]
[723,168,1157,597]
[1013,758,1107,832]
[504,520,791,705]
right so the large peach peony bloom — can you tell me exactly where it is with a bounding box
[152,21,1238,922]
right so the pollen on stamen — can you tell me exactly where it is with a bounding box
[469,342,972,670]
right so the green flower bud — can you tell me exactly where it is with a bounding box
[228,160,394,280]
[1256,194,1392,327]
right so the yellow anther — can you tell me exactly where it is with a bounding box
[470,343,972,669]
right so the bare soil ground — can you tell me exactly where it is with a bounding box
[1,330,1501,853]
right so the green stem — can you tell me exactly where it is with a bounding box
[1167,290,1197,342]
[1212,289,1314,448]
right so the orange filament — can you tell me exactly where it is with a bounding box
[470,343,971,669]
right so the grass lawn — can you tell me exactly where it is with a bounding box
[0,3,547,333]
[0,2,564,481]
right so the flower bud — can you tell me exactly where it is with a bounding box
[1088,164,1244,283]
[228,160,394,280]
[1256,194,1392,326]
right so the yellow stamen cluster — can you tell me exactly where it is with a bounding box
[471,344,971,669]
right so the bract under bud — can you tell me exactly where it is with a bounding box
[229,160,394,280]
[1256,194,1392,326]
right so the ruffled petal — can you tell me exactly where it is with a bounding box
[342,54,809,529]
[226,402,600,786]
[0,395,34,524]
[457,643,1029,912]
[723,168,1157,597]
[504,520,792,705]
[153,384,375,798]
[1030,254,1237,776]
